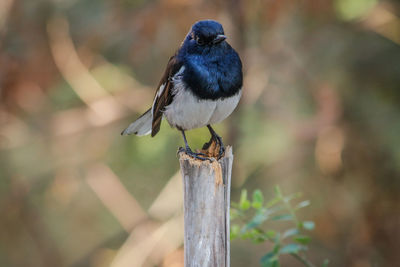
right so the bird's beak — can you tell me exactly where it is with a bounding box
[213,34,227,44]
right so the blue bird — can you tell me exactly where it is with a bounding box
[122,20,243,160]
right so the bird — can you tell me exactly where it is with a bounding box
[121,20,243,160]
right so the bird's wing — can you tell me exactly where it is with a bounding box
[151,54,183,137]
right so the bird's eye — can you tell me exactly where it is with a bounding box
[196,36,205,45]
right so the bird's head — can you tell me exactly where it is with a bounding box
[185,20,227,48]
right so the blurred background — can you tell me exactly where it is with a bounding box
[1,0,400,266]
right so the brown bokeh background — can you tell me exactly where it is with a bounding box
[1,0,400,266]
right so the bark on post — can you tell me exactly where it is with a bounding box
[178,146,233,267]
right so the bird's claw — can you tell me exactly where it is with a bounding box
[201,135,225,160]
[178,147,213,162]
[218,144,225,160]
[214,135,225,160]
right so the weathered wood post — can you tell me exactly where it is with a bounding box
[178,146,233,267]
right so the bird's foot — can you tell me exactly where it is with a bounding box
[202,138,213,151]
[201,135,225,160]
[178,147,213,161]
[212,135,225,159]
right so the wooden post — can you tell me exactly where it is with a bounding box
[178,146,233,267]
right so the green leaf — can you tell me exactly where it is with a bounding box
[322,259,330,267]
[241,212,268,232]
[282,228,299,239]
[303,221,315,230]
[265,196,282,208]
[252,235,268,243]
[272,232,281,253]
[241,206,284,233]
[293,235,311,245]
[240,230,252,240]
[253,190,264,202]
[240,189,247,202]
[249,229,268,243]
[260,251,279,267]
[280,243,306,254]
[239,190,251,210]
[266,230,276,239]
[240,200,251,210]
[271,214,293,221]
[273,243,281,254]
[252,189,264,209]
[252,202,263,209]
[248,228,260,239]
[295,200,310,210]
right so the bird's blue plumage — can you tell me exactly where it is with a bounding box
[177,20,243,100]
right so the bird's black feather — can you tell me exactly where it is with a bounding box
[151,54,183,137]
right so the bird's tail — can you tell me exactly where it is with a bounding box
[121,108,152,136]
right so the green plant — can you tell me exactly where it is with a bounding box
[230,186,329,267]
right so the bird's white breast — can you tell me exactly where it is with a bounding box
[163,67,242,131]
[208,90,242,125]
